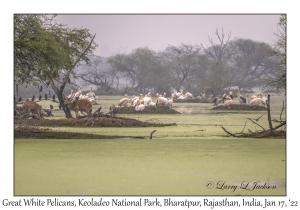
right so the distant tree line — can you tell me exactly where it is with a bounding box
[78,31,282,96]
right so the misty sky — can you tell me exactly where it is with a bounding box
[55,14,281,57]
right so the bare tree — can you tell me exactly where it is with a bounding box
[163,43,202,91]
[200,28,232,64]
[78,55,117,92]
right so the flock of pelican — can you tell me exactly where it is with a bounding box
[66,86,98,104]
[118,92,175,111]
[172,90,194,100]
[212,89,268,109]
[66,85,268,113]
[116,88,268,112]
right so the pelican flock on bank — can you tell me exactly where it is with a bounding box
[66,86,99,105]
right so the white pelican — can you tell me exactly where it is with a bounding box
[67,90,74,99]
[118,94,129,107]
[156,94,169,106]
[262,97,268,105]
[138,94,144,104]
[249,93,267,105]
[135,100,146,111]
[250,95,257,100]
[237,89,247,104]
[148,101,156,106]
[249,97,265,108]
[86,85,96,98]
[167,94,175,107]
[80,94,89,100]
[131,95,139,106]
[173,91,182,98]
[177,94,188,100]
[74,86,82,100]
[223,96,234,109]
[185,91,193,99]
[143,93,152,106]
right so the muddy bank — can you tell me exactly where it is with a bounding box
[211,104,267,111]
[14,116,170,127]
[174,98,211,103]
[14,126,148,139]
[117,106,181,114]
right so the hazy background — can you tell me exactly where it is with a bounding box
[4,0,299,204]
[54,14,280,57]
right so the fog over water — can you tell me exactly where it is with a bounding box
[55,14,280,57]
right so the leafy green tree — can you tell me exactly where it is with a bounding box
[14,15,96,118]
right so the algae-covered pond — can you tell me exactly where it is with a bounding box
[14,95,286,195]
[15,138,285,196]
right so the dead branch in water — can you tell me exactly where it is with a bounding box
[241,121,247,133]
[221,127,239,137]
[221,121,286,138]
[246,118,265,130]
[149,130,157,139]
[221,95,286,138]
[248,112,266,122]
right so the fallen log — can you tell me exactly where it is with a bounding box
[221,121,286,138]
